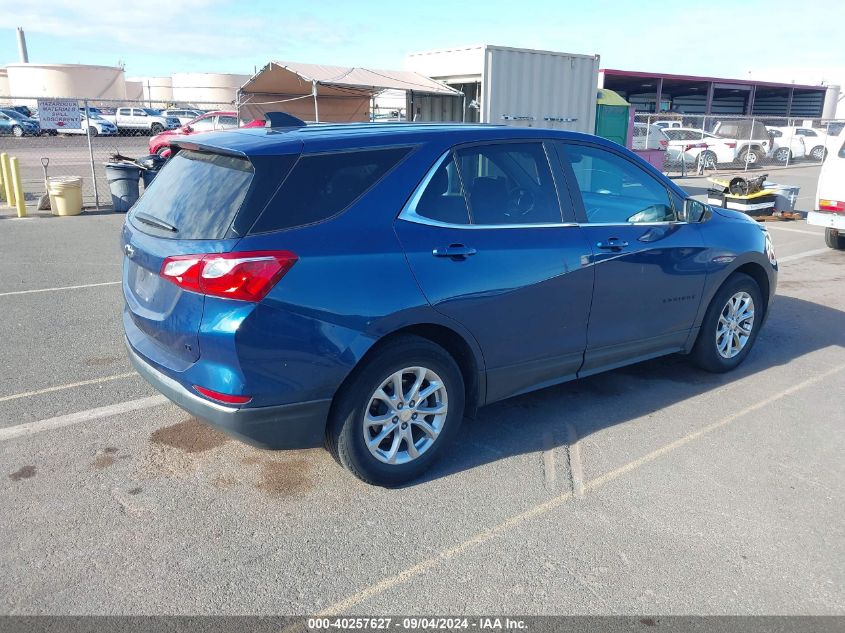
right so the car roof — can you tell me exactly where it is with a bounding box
[173,122,614,156]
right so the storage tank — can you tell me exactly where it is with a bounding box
[0,69,9,104]
[171,72,249,107]
[405,45,599,134]
[5,63,126,106]
[127,76,173,107]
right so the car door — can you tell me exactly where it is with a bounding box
[0,112,10,134]
[132,108,148,129]
[554,141,709,374]
[394,141,595,403]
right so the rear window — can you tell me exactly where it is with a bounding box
[130,150,253,240]
[249,147,410,233]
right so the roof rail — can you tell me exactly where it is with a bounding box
[264,112,307,128]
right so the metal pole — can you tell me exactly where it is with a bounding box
[84,100,100,210]
[312,80,319,123]
[462,92,466,123]
[744,117,755,172]
[784,116,791,168]
[1,152,15,207]
[10,157,26,218]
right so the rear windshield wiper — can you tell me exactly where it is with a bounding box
[134,212,178,233]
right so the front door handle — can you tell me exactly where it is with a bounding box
[596,238,629,251]
[432,244,477,260]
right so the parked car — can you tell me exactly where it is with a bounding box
[148,110,263,155]
[0,108,40,136]
[631,122,668,151]
[54,110,119,137]
[122,122,778,486]
[766,126,806,163]
[662,128,738,168]
[8,105,33,118]
[162,109,204,125]
[653,120,683,130]
[809,136,845,249]
[767,125,830,162]
[711,120,772,165]
[102,107,180,135]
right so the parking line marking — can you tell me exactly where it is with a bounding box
[0,281,120,297]
[0,395,168,442]
[0,372,137,403]
[765,226,822,236]
[310,361,845,616]
[778,248,832,263]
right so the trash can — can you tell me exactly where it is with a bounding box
[771,184,801,212]
[137,154,166,189]
[47,176,83,216]
[104,162,141,212]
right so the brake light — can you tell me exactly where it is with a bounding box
[659,140,668,149]
[726,142,737,149]
[160,250,298,301]
[684,143,707,151]
[193,385,252,405]
[819,199,845,213]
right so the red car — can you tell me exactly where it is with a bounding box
[148,110,264,156]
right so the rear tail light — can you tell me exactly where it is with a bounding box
[160,250,297,301]
[726,142,737,149]
[659,140,668,149]
[684,143,707,151]
[819,199,845,213]
[193,385,252,405]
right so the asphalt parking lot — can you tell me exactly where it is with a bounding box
[0,187,843,616]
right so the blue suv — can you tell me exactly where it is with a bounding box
[122,120,777,486]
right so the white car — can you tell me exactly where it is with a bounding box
[809,137,845,249]
[769,126,830,162]
[162,109,204,125]
[766,127,806,163]
[662,128,738,168]
[59,110,118,137]
[653,120,682,130]
[632,122,668,150]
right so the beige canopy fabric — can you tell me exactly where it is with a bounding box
[238,61,462,123]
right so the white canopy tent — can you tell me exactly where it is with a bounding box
[237,61,464,123]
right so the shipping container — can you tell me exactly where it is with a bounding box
[405,45,599,134]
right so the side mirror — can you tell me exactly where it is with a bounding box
[684,198,709,223]
[181,125,193,133]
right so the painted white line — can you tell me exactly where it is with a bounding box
[0,281,120,297]
[309,361,845,616]
[0,395,168,442]
[765,226,822,236]
[778,248,832,263]
[0,372,137,403]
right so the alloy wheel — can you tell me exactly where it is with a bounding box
[716,291,755,359]
[363,366,448,465]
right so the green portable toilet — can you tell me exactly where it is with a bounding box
[595,89,630,147]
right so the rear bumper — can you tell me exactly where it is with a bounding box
[126,338,330,449]
[807,211,845,230]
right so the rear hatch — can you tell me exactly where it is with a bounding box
[122,149,257,370]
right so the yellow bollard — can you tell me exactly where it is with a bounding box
[0,153,14,208]
[9,157,26,218]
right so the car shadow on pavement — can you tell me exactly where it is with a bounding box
[419,294,845,485]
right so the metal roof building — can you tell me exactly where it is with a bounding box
[600,69,838,118]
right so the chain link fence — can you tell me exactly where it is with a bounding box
[0,96,240,209]
[632,112,845,177]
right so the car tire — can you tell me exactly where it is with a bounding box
[150,123,164,135]
[697,150,717,170]
[326,335,465,487]
[773,147,791,163]
[11,125,23,137]
[825,228,845,250]
[809,146,827,161]
[737,148,761,166]
[88,126,99,137]
[689,272,764,373]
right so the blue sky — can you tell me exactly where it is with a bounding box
[1,0,843,86]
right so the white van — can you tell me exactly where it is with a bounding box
[809,137,845,249]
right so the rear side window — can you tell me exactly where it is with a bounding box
[249,147,410,233]
[130,150,253,240]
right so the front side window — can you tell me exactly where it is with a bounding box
[217,116,238,128]
[564,144,675,224]
[191,116,215,131]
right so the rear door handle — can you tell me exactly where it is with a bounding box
[596,238,629,251]
[432,244,477,260]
